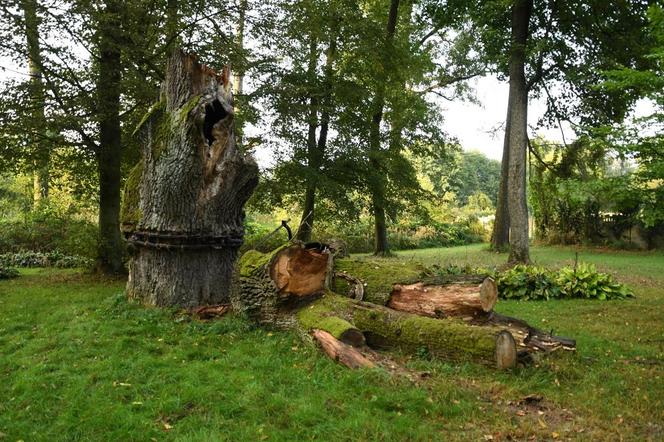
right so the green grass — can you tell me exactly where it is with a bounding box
[1,245,663,441]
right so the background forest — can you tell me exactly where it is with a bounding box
[0,0,662,272]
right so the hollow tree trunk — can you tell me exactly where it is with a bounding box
[97,0,125,274]
[122,50,258,306]
[506,0,532,264]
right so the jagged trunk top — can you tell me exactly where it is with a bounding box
[129,49,258,236]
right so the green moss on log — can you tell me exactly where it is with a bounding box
[132,100,166,137]
[335,258,426,304]
[120,160,143,231]
[238,245,291,278]
[350,302,497,364]
[297,294,357,340]
[303,292,502,365]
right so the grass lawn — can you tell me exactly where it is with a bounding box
[1,245,662,441]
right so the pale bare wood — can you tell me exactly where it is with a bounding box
[312,329,375,369]
[270,246,329,296]
[388,277,497,320]
[495,330,517,369]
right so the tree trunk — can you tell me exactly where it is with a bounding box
[296,30,338,243]
[388,277,498,321]
[166,0,179,46]
[22,0,49,204]
[236,245,575,370]
[299,292,517,369]
[123,50,258,306]
[506,0,532,264]
[232,0,247,143]
[295,35,319,242]
[367,0,400,257]
[97,0,125,274]
[491,110,511,251]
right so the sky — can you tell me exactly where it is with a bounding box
[2,55,653,167]
[440,75,571,161]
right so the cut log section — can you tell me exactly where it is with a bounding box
[388,277,497,321]
[233,242,333,326]
[312,329,374,369]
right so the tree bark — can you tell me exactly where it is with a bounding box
[367,0,400,257]
[123,50,258,306]
[506,0,532,264]
[491,110,511,251]
[97,0,125,274]
[295,35,319,242]
[22,0,49,204]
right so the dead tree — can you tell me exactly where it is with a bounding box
[121,50,258,307]
[122,51,574,372]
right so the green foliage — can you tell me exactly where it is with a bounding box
[557,263,633,300]
[497,265,562,301]
[497,263,633,301]
[0,207,98,259]
[0,266,19,279]
[0,251,93,269]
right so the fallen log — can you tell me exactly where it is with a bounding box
[312,329,374,369]
[235,245,572,370]
[388,277,497,321]
[297,292,517,369]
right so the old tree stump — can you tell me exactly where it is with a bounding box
[121,50,258,306]
[122,50,574,371]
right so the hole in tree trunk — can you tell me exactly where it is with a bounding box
[203,99,228,146]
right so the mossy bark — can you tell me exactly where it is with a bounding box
[297,292,515,368]
[123,50,258,307]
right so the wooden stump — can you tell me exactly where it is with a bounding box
[121,50,258,307]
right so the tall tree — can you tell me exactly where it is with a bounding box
[367,0,400,256]
[21,0,49,203]
[505,0,532,264]
[96,0,125,273]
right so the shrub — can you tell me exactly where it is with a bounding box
[0,266,19,279]
[497,263,633,301]
[556,263,633,300]
[497,265,562,301]
[0,209,97,258]
[0,250,93,268]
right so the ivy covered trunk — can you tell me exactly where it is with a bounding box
[122,50,258,307]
